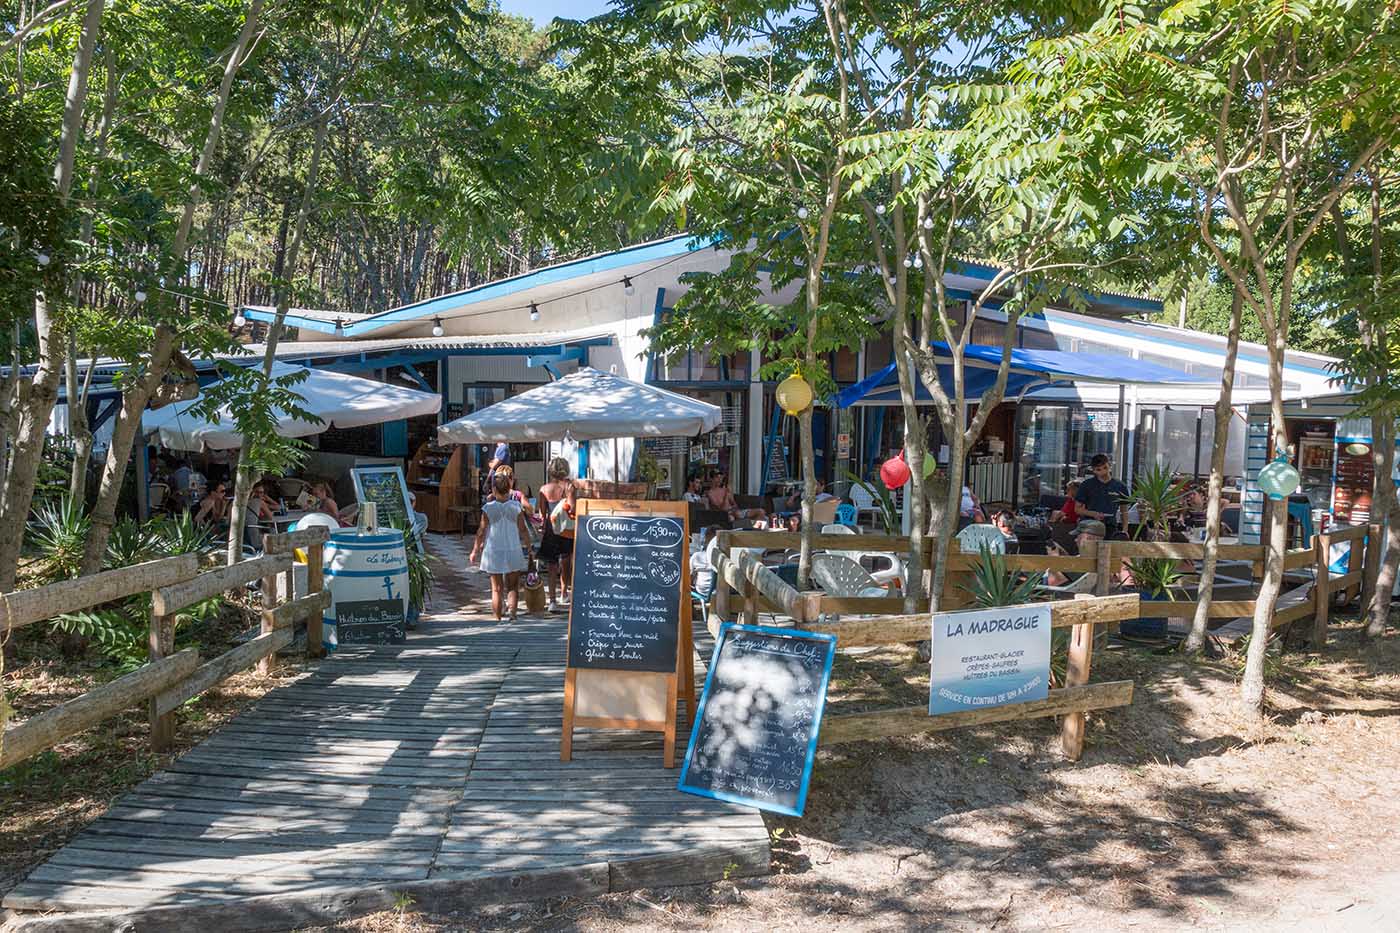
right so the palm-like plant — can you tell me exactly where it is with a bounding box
[27,496,90,583]
[962,544,1042,608]
[1123,463,1185,541]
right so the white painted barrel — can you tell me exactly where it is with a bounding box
[321,530,409,651]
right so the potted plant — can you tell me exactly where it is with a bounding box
[399,526,435,628]
[1120,556,1186,638]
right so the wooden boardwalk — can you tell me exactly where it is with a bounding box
[3,546,768,920]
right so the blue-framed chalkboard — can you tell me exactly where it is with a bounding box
[677,622,837,817]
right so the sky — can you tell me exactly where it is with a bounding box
[497,1,613,25]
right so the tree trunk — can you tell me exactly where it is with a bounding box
[65,337,93,504]
[929,423,965,613]
[0,0,104,591]
[1186,289,1244,654]
[1240,331,1289,717]
[797,403,816,590]
[227,116,328,564]
[78,0,262,574]
[1365,412,1398,639]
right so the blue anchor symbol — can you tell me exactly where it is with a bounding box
[381,575,396,600]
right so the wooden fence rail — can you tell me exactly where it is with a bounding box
[2,528,331,769]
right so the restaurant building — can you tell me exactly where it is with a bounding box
[233,233,1340,506]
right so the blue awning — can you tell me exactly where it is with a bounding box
[835,343,1213,408]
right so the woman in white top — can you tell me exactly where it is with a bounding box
[471,472,531,621]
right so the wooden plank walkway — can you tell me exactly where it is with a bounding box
[3,541,768,918]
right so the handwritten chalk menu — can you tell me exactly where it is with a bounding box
[351,465,413,532]
[336,598,406,645]
[678,623,836,816]
[567,514,686,673]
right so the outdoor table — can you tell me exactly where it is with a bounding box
[272,509,312,532]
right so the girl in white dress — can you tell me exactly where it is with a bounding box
[470,472,531,621]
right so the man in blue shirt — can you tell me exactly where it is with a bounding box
[1074,453,1130,536]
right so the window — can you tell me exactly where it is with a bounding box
[1076,338,1132,356]
[1018,325,1058,350]
[865,331,894,374]
[1139,352,1191,372]
[832,347,859,383]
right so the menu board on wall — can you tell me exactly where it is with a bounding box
[1333,443,1375,523]
[566,513,686,672]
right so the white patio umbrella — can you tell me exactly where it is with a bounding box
[142,361,442,451]
[437,367,723,443]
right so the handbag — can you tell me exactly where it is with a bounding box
[550,497,576,538]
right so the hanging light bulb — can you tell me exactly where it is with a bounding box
[888,275,897,285]
[875,203,886,216]
[923,217,934,230]
[232,311,246,328]
[36,252,50,267]
[774,372,813,415]
[797,206,809,220]
[134,290,148,304]
[431,316,444,337]
[913,255,924,270]
[529,302,540,322]
[622,276,635,296]
[903,256,913,268]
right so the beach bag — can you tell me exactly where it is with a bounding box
[523,559,546,612]
[550,498,576,538]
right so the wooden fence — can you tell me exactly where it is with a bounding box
[709,522,1379,759]
[1,526,330,769]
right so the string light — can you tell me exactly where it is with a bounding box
[923,217,934,230]
[529,302,540,322]
[134,290,148,304]
[887,275,897,285]
[913,255,924,270]
[903,256,913,268]
[875,204,886,216]
[622,276,635,296]
[36,252,50,266]
[796,207,809,220]
[232,310,246,328]
[431,316,444,337]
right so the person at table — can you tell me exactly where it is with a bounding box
[1050,480,1081,525]
[777,478,837,522]
[537,457,577,613]
[194,480,230,527]
[471,472,531,622]
[1075,454,1129,537]
[247,481,278,522]
[1044,519,1106,589]
[308,481,344,523]
[705,471,765,524]
[960,484,986,523]
[992,509,1016,539]
[682,474,706,504]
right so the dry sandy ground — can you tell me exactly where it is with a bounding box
[328,622,1400,933]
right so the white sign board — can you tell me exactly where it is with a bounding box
[929,604,1051,715]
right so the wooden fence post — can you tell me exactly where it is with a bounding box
[1360,521,1383,616]
[1093,540,1112,597]
[714,535,731,623]
[1312,530,1332,649]
[306,539,325,659]
[148,610,177,751]
[259,565,281,675]
[1059,595,1096,761]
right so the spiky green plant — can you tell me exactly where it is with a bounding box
[961,544,1042,608]
[1124,556,1187,598]
[1123,463,1185,540]
[27,496,90,583]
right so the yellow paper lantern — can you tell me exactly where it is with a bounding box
[775,372,813,415]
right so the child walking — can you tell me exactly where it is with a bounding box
[471,472,531,621]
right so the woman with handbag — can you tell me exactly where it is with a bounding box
[470,472,531,622]
[537,457,577,613]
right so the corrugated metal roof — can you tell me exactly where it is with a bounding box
[244,330,607,359]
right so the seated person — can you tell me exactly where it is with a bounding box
[778,478,837,515]
[705,472,765,523]
[1050,480,1081,525]
[308,480,344,523]
[1044,519,1106,589]
[960,484,986,523]
[247,481,277,522]
[992,509,1016,539]
[783,512,801,533]
[194,480,230,526]
[682,474,706,504]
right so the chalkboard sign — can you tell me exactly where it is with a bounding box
[567,513,686,673]
[351,465,413,531]
[336,598,406,645]
[678,623,836,816]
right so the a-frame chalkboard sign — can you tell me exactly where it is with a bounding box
[561,498,695,768]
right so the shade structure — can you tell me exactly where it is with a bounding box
[437,367,723,443]
[142,361,442,451]
[835,343,1214,407]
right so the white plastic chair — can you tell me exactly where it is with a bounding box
[821,523,905,587]
[848,484,880,528]
[811,553,889,599]
[956,523,1007,555]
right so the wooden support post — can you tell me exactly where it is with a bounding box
[714,537,732,624]
[560,669,577,762]
[1312,530,1332,649]
[1345,529,1362,602]
[1093,541,1112,597]
[306,541,325,659]
[1059,595,1096,761]
[148,611,178,752]
[741,588,758,626]
[259,567,280,675]
[1361,521,1383,615]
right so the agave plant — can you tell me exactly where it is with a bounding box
[961,544,1042,608]
[1124,556,1187,598]
[106,517,161,569]
[1123,463,1185,540]
[148,511,219,560]
[27,496,90,583]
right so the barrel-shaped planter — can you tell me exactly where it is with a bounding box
[322,530,409,650]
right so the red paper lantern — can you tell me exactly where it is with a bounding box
[880,453,911,490]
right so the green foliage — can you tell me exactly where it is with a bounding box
[191,362,317,480]
[841,468,899,536]
[34,436,77,508]
[27,497,91,584]
[961,544,1041,609]
[1124,464,1185,541]
[1124,557,1186,599]
[399,525,436,612]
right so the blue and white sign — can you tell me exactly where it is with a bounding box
[929,604,1051,715]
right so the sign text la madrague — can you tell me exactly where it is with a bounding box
[929,603,1051,716]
